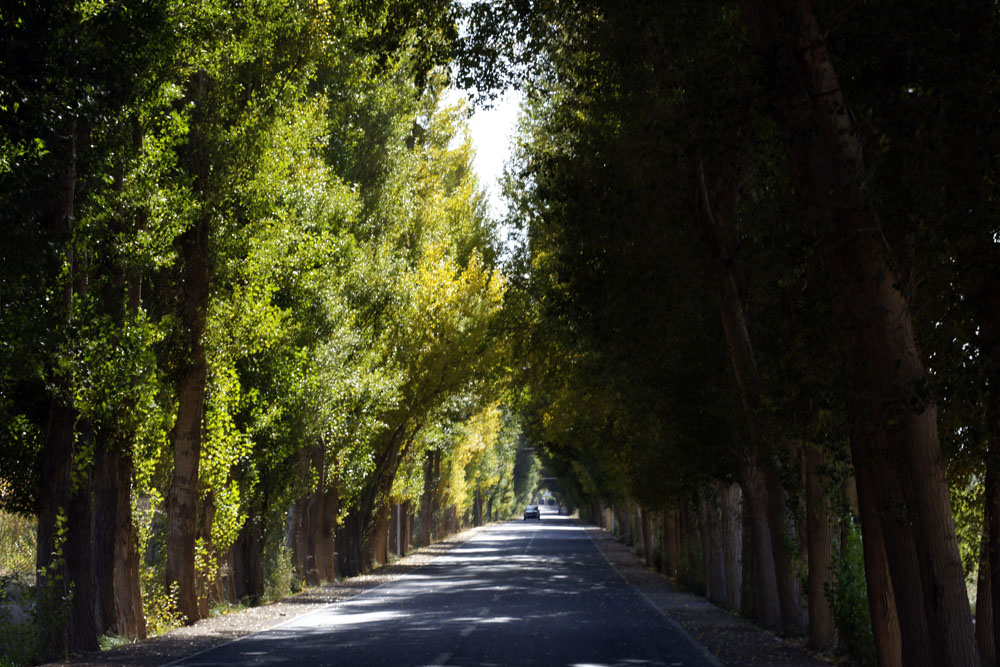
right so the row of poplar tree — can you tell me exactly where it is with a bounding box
[0,1,540,662]
[471,2,1000,667]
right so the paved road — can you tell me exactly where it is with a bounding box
[171,512,718,666]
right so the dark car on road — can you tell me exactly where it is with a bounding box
[523,505,541,520]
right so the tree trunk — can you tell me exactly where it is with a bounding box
[35,121,99,656]
[852,438,904,667]
[698,493,712,597]
[720,483,743,611]
[323,483,338,582]
[336,510,363,578]
[112,448,145,638]
[765,462,804,636]
[165,213,210,625]
[233,516,264,604]
[474,485,483,527]
[92,444,119,636]
[804,445,834,649]
[292,495,309,577]
[66,451,97,651]
[305,444,326,585]
[195,497,215,619]
[403,501,414,555]
[706,485,727,605]
[663,507,680,576]
[989,437,1000,667]
[373,505,389,566]
[737,2,978,663]
[978,476,995,667]
[740,458,783,632]
[641,507,654,569]
[689,156,787,632]
[420,449,440,548]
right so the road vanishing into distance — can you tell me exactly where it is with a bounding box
[170,508,718,667]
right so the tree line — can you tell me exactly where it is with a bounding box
[5,2,1000,667]
[0,1,538,662]
[462,2,1000,666]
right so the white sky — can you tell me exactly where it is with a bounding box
[447,88,523,217]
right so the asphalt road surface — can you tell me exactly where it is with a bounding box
[169,510,719,667]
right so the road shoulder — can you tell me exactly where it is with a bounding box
[582,523,833,667]
[45,526,491,667]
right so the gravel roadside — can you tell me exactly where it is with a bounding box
[582,524,835,667]
[47,520,836,666]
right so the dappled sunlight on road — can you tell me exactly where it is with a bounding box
[178,519,712,667]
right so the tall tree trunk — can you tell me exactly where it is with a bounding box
[92,124,147,639]
[698,493,713,597]
[737,2,977,663]
[66,449,97,651]
[35,120,99,656]
[720,483,743,611]
[690,158,787,632]
[165,214,210,625]
[322,483,338,582]
[989,437,1000,667]
[804,445,834,649]
[976,279,1000,667]
[305,444,326,585]
[336,509,364,577]
[641,507,654,569]
[473,485,483,527]
[740,458,783,632]
[92,445,119,636]
[663,507,680,576]
[402,501,413,556]
[341,424,410,576]
[113,448,145,638]
[233,515,264,604]
[978,477,995,667]
[852,438,904,667]
[194,496,215,619]
[420,449,440,548]
[706,485,727,605]
[765,462,804,636]
[292,495,309,577]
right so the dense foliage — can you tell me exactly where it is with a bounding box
[0,1,535,661]
[3,1,1000,666]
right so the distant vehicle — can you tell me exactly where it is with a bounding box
[524,505,541,520]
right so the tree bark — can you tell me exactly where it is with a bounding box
[113,448,145,637]
[420,449,440,548]
[322,483,338,582]
[720,483,743,611]
[34,120,100,656]
[706,486,727,605]
[764,462,804,636]
[737,2,978,663]
[305,444,326,585]
[978,474,995,667]
[92,445,119,636]
[989,437,1000,667]
[740,458,783,632]
[641,507,654,569]
[689,157,787,632]
[804,445,834,649]
[233,516,264,603]
[697,494,713,598]
[663,507,681,576]
[165,213,210,625]
[852,437,904,667]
